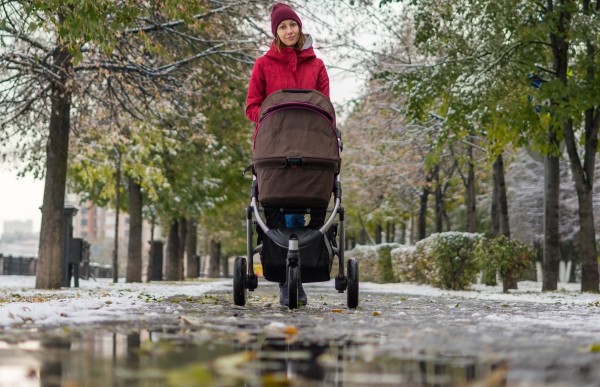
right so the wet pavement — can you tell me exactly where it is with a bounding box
[1,280,600,386]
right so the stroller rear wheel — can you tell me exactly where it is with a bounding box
[347,258,359,309]
[233,256,247,306]
[287,264,299,309]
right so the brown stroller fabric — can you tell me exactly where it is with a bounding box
[253,90,340,208]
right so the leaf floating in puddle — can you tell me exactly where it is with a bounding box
[262,373,291,386]
[282,325,298,335]
[373,311,381,316]
[264,321,286,336]
[589,343,600,353]
[236,331,251,344]
[213,351,257,379]
[166,363,213,386]
[179,316,192,325]
[470,363,509,386]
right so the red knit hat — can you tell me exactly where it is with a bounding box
[271,3,302,37]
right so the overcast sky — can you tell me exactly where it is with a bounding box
[0,167,44,235]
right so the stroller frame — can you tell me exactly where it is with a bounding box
[233,89,359,310]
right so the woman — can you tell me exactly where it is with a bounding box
[246,3,330,306]
[246,3,329,124]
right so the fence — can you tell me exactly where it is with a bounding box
[0,254,112,279]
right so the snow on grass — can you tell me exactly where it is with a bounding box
[360,280,600,305]
[0,276,230,328]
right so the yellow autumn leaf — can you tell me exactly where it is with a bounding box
[283,325,298,335]
[589,343,600,353]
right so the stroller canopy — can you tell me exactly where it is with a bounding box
[253,90,340,208]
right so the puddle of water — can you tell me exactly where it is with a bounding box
[0,328,503,386]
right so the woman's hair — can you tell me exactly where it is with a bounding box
[275,31,307,51]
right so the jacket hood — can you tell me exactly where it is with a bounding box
[265,34,316,69]
[302,34,313,50]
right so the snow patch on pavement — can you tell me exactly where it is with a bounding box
[0,276,230,328]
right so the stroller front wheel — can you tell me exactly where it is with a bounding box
[287,264,299,309]
[233,256,248,306]
[347,258,359,309]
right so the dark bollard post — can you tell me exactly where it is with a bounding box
[61,206,78,287]
[80,240,90,280]
[195,255,200,277]
[221,254,229,278]
[68,238,84,287]
[150,240,164,281]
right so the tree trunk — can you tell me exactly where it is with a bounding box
[559,5,600,291]
[417,184,430,241]
[146,221,155,282]
[385,222,394,243]
[564,114,599,292]
[435,184,443,233]
[126,177,143,283]
[221,253,229,278]
[496,154,511,238]
[112,157,121,283]
[502,275,514,294]
[178,217,187,280]
[543,10,569,292]
[375,224,382,244]
[399,222,406,245]
[165,220,180,281]
[357,213,374,245]
[543,153,561,291]
[465,142,477,233]
[432,165,444,233]
[491,153,511,237]
[208,239,220,278]
[491,157,500,236]
[36,44,72,290]
[186,219,198,278]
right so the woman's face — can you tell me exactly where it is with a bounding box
[277,19,300,47]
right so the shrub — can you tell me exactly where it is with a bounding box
[347,243,400,283]
[418,232,483,290]
[474,235,534,293]
[391,245,418,282]
[391,244,441,285]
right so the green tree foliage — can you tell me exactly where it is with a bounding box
[474,235,534,293]
[0,0,267,288]
[379,0,600,292]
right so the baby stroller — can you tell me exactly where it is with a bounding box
[233,89,359,310]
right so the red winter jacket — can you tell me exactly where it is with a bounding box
[246,36,330,124]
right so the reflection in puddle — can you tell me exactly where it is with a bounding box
[0,328,504,386]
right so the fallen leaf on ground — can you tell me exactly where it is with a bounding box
[283,325,298,335]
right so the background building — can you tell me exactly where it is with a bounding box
[70,197,156,277]
[0,219,38,257]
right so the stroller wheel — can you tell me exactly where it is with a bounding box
[233,256,247,306]
[347,258,359,309]
[287,264,299,310]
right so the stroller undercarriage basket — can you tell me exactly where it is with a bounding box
[258,227,334,283]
